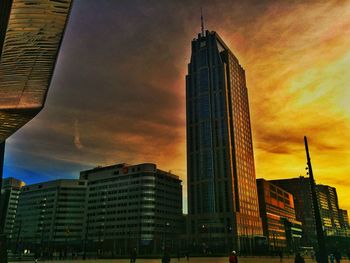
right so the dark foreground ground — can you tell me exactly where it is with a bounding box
[9,257,350,262]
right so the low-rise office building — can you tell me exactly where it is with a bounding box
[80,163,183,255]
[257,179,302,252]
[13,179,87,253]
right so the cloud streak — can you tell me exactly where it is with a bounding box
[74,118,84,150]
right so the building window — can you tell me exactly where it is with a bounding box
[199,68,209,92]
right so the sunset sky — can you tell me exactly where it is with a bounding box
[4,0,350,212]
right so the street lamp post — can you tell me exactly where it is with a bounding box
[201,224,206,254]
[83,215,89,260]
[251,226,255,255]
[40,198,47,255]
[226,226,232,252]
[65,226,70,260]
[15,218,22,255]
[164,222,170,252]
[304,136,328,263]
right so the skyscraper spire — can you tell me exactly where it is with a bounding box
[201,7,205,36]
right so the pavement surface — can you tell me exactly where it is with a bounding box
[9,257,350,263]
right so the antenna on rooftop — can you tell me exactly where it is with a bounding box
[201,7,205,36]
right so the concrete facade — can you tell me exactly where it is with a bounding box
[80,163,183,255]
[13,179,87,252]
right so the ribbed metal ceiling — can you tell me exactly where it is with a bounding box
[0,0,73,142]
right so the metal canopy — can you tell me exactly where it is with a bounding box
[0,0,73,142]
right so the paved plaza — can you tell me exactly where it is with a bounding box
[10,257,350,263]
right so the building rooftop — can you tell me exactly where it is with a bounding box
[80,162,180,180]
[21,179,86,192]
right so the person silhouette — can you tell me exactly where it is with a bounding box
[130,248,137,263]
[229,250,238,263]
[162,253,171,263]
[334,249,341,263]
[294,253,305,263]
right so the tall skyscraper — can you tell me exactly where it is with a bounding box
[186,28,262,252]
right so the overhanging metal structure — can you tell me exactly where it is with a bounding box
[0,0,73,261]
[0,0,73,142]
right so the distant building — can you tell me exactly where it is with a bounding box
[317,185,342,236]
[80,163,183,255]
[270,177,349,247]
[0,177,25,240]
[339,209,349,235]
[256,179,302,252]
[186,27,262,253]
[13,179,87,252]
[269,177,316,246]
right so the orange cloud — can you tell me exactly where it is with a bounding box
[222,1,350,210]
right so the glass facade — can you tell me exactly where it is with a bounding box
[257,179,302,251]
[317,185,342,236]
[270,177,317,246]
[271,177,350,246]
[186,31,262,252]
[0,0,73,141]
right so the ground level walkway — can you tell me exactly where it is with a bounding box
[10,256,350,263]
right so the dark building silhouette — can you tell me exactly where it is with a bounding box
[256,179,302,252]
[270,177,350,247]
[270,177,316,246]
[186,28,262,253]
